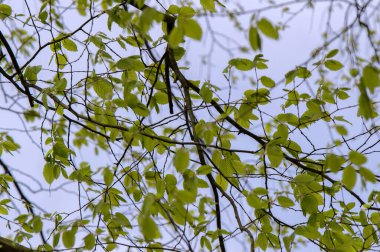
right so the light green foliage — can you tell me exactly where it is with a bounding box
[0,1,379,252]
[0,4,11,20]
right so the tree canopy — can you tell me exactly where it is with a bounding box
[0,0,380,251]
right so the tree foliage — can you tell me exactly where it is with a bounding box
[0,0,380,251]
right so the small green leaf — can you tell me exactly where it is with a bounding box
[62,230,75,248]
[197,165,212,175]
[173,148,189,172]
[183,19,203,40]
[179,6,195,18]
[342,166,356,190]
[53,142,69,159]
[294,173,314,184]
[138,215,161,241]
[359,167,376,183]
[257,18,279,40]
[0,205,8,215]
[257,233,268,250]
[249,26,261,51]
[247,192,263,208]
[301,195,318,215]
[62,38,78,52]
[93,78,113,100]
[103,168,114,186]
[326,49,339,58]
[0,4,12,20]
[261,76,275,88]
[115,57,145,71]
[362,65,380,93]
[43,162,55,184]
[83,234,95,250]
[278,196,294,207]
[168,27,184,47]
[200,84,213,102]
[200,0,216,12]
[348,151,367,165]
[324,60,343,71]
[266,142,283,167]
[229,58,254,71]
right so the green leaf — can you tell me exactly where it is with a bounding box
[266,142,283,167]
[200,0,216,12]
[197,165,213,175]
[326,49,339,58]
[324,60,343,71]
[247,192,263,208]
[325,154,345,173]
[257,18,279,40]
[294,173,314,184]
[168,27,184,47]
[278,196,294,207]
[183,19,203,40]
[273,124,288,143]
[173,148,189,172]
[179,6,195,18]
[301,195,318,215]
[261,76,275,88]
[359,167,376,183]
[53,142,69,159]
[103,168,114,186]
[56,54,68,69]
[132,103,150,117]
[43,162,55,184]
[138,215,161,241]
[115,57,145,71]
[0,4,12,20]
[342,166,356,190]
[348,151,367,165]
[362,65,380,93]
[62,230,75,248]
[358,83,377,120]
[249,26,261,51]
[200,84,213,102]
[93,78,113,100]
[229,58,254,71]
[24,65,42,85]
[215,173,228,191]
[257,233,268,250]
[62,38,78,52]
[83,234,95,250]
[0,205,8,215]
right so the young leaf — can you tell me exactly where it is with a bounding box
[348,151,367,165]
[249,26,261,51]
[362,65,380,93]
[173,148,189,172]
[183,19,202,40]
[229,58,254,71]
[62,230,75,248]
[342,166,356,190]
[138,215,161,241]
[261,76,275,88]
[266,142,283,167]
[0,4,12,20]
[43,162,55,184]
[200,0,216,12]
[62,38,78,52]
[168,27,184,47]
[324,60,343,71]
[93,78,113,100]
[326,49,339,58]
[257,18,279,40]
[278,196,294,207]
